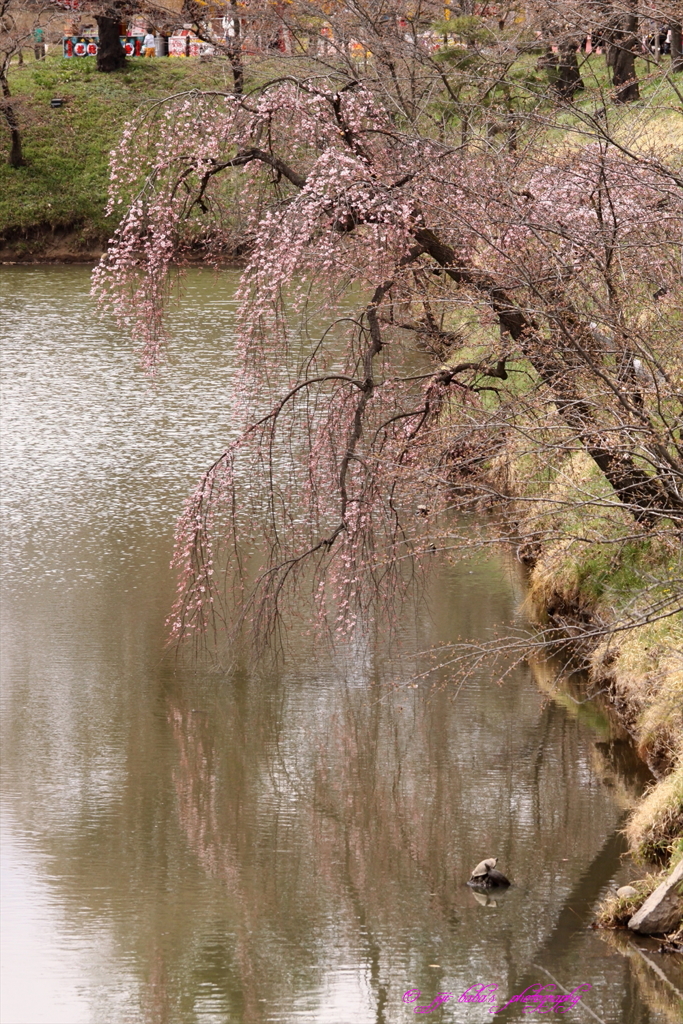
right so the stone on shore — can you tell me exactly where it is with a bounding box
[628,860,683,935]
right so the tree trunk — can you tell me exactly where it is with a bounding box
[227,5,243,94]
[1,71,25,168]
[672,25,683,73]
[612,33,640,101]
[556,42,584,99]
[605,35,617,68]
[605,9,640,102]
[95,15,126,73]
[412,227,683,526]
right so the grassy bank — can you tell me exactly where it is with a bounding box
[0,53,232,260]
[490,438,683,871]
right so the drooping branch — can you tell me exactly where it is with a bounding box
[94,57,683,653]
[214,147,307,190]
[326,245,425,546]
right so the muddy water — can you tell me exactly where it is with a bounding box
[0,266,678,1024]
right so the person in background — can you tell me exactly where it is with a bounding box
[143,28,156,57]
[34,25,45,60]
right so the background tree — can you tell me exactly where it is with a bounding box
[0,0,26,167]
[48,0,129,72]
[605,1,640,101]
[94,3,126,72]
[672,22,683,72]
[1,0,57,165]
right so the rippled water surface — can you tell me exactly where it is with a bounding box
[1,266,680,1024]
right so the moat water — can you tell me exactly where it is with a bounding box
[1,265,680,1023]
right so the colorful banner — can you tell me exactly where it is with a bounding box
[62,36,97,57]
[169,35,189,56]
[122,37,143,57]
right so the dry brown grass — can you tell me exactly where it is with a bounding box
[626,764,683,864]
[593,622,683,761]
[595,874,661,928]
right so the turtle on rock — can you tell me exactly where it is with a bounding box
[468,857,511,888]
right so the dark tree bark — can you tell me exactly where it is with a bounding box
[608,12,640,103]
[556,41,584,99]
[612,37,640,101]
[227,3,243,94]
[95,14,126,73]
[1,70,24,167]
[672,24,683,73]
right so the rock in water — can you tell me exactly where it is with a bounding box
[484,868,511,888]
[628,860,683,935]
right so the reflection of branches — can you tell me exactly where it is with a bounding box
[367,592,682,711]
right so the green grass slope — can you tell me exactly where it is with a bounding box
[1,53,235,257]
